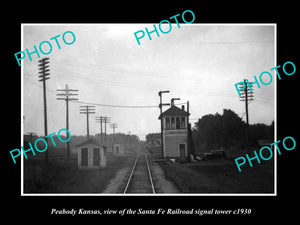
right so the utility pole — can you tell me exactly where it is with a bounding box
[38,57,50,163]
[95,116,104,144]
[110,123,117,135]
[95,116,110,146]
[56,84,78,160]
[110,123,118,150]
[186,101,195,161]
[239,79,254,152]
[158,90,170,158]
[103,117,110,147]
[80,105,95,139]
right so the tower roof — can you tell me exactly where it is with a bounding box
[158,105,189,119]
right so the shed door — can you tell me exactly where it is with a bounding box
[179,144,186,162]
[93,148,100,166]
[81,148,88,166]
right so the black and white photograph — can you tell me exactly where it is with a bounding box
[21,24,275,195]
[4,5,298,221]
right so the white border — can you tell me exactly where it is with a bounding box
[21,23,277,196]
[274,23,277,196]
[21,24,24,195]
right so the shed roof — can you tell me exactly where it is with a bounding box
[76,138,102,148]
[158,105,189,119]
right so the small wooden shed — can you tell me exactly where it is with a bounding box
[76,139,106,169]
[113,144,124,155]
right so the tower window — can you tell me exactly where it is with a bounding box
[171,117,175,129]
[181,117,186,129]
[165,117,170,130]
[176,117,180,129]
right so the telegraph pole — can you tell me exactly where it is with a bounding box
[103,117,110,147]
[110,123,117,134]
[239,79,254,152]
[80,105,95,139]
[95,116,110,146]
[95,116,104,144]
[56,84,78,160]
[158,90,170,158]
[38,57,50,163]
[110,123,118,150]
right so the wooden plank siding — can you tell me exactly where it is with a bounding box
[163,130,188,158]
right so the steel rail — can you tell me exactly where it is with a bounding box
[123,153,140,193]
[144,152,156,194]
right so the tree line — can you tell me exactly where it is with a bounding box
[146,108,274,156]
[192,109,274,154]
[24,132,141,153]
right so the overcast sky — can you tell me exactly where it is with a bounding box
[22,24,275,140]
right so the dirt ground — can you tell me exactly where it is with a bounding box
[24,148,273,194]
[102,166,131,193]
[158,159,275,193]
[23,151,134,193]
[149,161,180,193]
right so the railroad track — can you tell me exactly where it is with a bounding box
[123,151,155,194]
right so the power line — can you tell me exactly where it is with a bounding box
[26,76,274,103]
[179,40,274,45]
[26,64,252,97]
[73,100,187,109]
[74,100,157,108]
[23,79,192,109]
[26,72,273,101]
[26,77,273,115]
